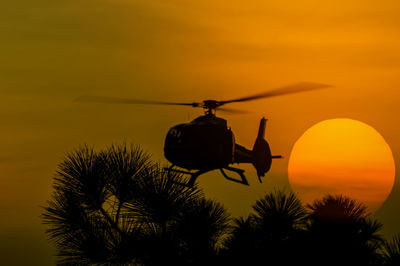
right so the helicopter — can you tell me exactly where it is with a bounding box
[77,82,330,187]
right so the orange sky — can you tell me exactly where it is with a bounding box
[1,0,400,264]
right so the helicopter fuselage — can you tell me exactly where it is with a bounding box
[164,115,234,170]
[164,114,280,186]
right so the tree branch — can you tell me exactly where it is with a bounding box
[100,206,124,235]
[115,201,123,225]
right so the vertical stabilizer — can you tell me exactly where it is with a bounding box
[257,117,267,140]
[234,117,281,183]
[252,118,272,181]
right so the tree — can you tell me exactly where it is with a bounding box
[382,234,400,266]
[223,190,308,265]
[42,148,390,266]
[306,195,384,266]
[42,143,230,265]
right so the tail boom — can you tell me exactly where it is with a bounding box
[233,117,282,182]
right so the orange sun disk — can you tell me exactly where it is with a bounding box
[288,118,395,212]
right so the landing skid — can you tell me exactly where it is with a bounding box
[165,165,250,187]
[220,167,249,185]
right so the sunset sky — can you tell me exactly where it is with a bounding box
[1,0,400,264]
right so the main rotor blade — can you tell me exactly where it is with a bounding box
[219,82,331,105]
[217,107,249,114]
[76,95,200,107]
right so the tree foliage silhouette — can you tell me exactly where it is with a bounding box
[382,234,400,265]
[223,190,308,265]
[42,144,230,265]
[306,194,384,266]
[43,145,397,266]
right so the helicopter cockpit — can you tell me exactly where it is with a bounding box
[164,115,235,170]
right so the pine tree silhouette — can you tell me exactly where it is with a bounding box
[42,145,394,266]
[306,195,384,266]
[223,190,308,265]
[382,234,400,265]
[42,143,230,265]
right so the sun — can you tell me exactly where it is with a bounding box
[288,118,395,212]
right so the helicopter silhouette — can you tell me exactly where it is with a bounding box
[77,82,330,187]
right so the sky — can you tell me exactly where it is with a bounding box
[1,0,400,264]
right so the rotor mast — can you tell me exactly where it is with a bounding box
[202,100,219,115]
